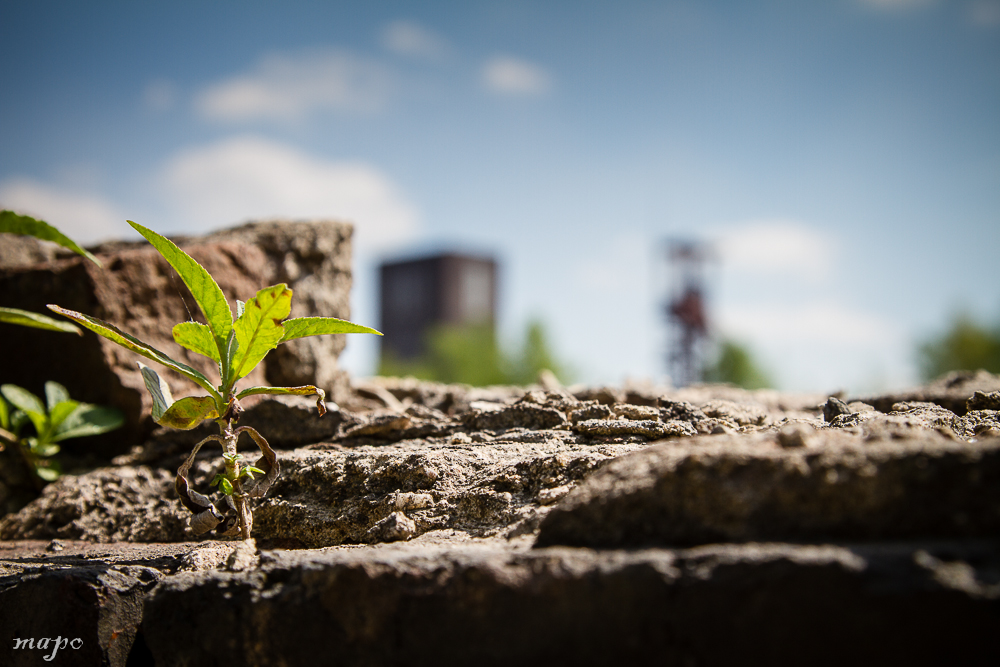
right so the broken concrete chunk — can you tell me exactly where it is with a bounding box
[700,399,770,427]
[536,431,1000,548]
[613,404,660,421]
[569,402,614,423]
[393,492,435,511]
[967,390,1000,412]
[0,466,188,542]
[364,511,416,543]
[856,369,1000,416]
[464,404,566,431]
[573,418,695,439]
[776,422,818,448]
[823,396,853,423]
[955,410,1000,440]
[572,386,624,405]
[340,412,413,438]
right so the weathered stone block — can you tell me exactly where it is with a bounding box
[535,431,1000,547]
[139,540,1000,666]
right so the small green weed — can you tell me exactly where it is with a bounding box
[0,382,123,484]
[49,221,381,540]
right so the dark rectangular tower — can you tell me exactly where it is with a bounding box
[379,253,497,361]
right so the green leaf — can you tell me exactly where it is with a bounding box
[138,363,175,423]
[44,382,71,411]
[0,384,46,434]
[217,477,234,495]
[0,395,9,431]
[156,396,219,430]
[279,317,382,343]
[48,304,221,401]
[32,441,60,457]
[9,411,29,435]
[0,307,82,335]
[232,284,292,381]
[35,466,61,481]
[173,321,220,363]
[221,330,239,391]
[0,210,102,266]
[127,221,233,359]
[236,385,328,416]
[241,465,265,480]
[53,405,124,441]
[47,400,80,430]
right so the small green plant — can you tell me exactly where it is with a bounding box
[48,221,381,540]
[0,211,121,486]
[0,209,98,333]
[0,382,123,484]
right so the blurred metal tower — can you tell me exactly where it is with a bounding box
[664,240,710,387]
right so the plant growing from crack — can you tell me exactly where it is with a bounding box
[0,382,123,486]
[48,221,382,540]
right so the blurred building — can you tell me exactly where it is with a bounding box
[379,253,498,361]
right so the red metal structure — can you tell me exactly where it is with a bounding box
[664,241,710,387]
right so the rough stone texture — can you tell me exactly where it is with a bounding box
[968,390,1000,411]
[856,369,1000,416]
[535,431,1000,548]
[0,233,59,268]
[137,538,999,667]
[0,465,188,542]
[0,540,257,667]
[1,389,664,544]
[0,542,178,667]
[251,435,647,548]
[0,219,354,458]
[353,376,528,414]
[2,375,1000,664]
[0,536,994,666]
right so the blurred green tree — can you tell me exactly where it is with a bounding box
[917,313,1000,380]
[378,319,571,386]
[702,339,774,389]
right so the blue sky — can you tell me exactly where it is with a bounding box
[2,0,999,393]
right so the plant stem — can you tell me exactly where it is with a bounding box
[219,417,253,541]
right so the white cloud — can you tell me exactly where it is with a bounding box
[194,49,392,121]
[718,301,901,347]
[715,301,912,392]
[482,56,551,96]
[0,178,124,244]
[968,1,1000,27]
[160,136,419,253]
[381,21,449,60]
[714,219,835,282]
